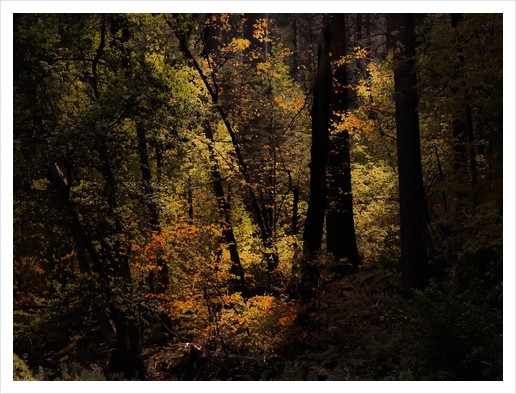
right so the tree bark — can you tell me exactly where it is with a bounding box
[204,121,245,283]
[326,14,361,270]
[300,19,333,301]
[355,14,362,44]
[292,186,299,235]
[47,162,101,275]
[388,14,428,289]
[303,20,332,257]
[290,19,299,79]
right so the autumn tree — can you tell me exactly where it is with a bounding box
[13,13,200,377]
[170,14,311,281]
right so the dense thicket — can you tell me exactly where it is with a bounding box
[13,13,503,381]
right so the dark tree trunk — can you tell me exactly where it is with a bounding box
[204,121,245,283]
[356,14,362,44]
[299,19,333,302]
[243,13,268,63]
[388,14,428,290]
[203,14,220,57]
[136,124,159,229]
[451,13,462,28]
[47,163,103,275]
[326,14,361,270]
[365,14,371,49]
[303,20,332,257]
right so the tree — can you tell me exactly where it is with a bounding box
[13,13,182,378]
[300,18,332,300]
[388,14,428,289]
[171,14,310,278]
[326,14,361,270]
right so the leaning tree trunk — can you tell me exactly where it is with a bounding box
[204,120,245,283]
[172,16,278,272]
[47,162,103,275]
[388,14,429,290]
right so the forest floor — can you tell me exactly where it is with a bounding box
[142,263,410,381]
[17,259,501,381]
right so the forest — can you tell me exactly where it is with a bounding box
[12,12,504,382]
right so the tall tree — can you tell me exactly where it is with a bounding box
[388,14,428,289]
[326,14,361,270]
[300,19,332,301]
[201,15,245,283]
[203,120,245,283]
[303,20,332,257]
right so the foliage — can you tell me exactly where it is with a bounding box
[399,273,503,380]
[345,54,400,264]
[12,13,503,381]
[13,354,36,381]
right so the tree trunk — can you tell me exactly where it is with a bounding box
[355,14,362,44]
[326,14,361,270]
[172,17,278,272]
[47,162,103,275]
[388,14,428,289]
[365,14,371,49]
[204,121,245,283]
[290,19,299,79]
[303,20,332,257]
[300,19,333,301]
[136,122,169,292]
